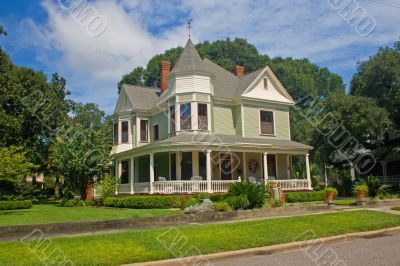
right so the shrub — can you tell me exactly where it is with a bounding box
[354,184,368,193]
[0,200,32,210]
[285,191,325,203]
[270,199,284,208]
[360,176,391,198]
[227,182,268,209]
[104,196,178,209]
[224,195,250,210]
[213,202,231,212]
[60,199,85,207]
[181,198,199,209]
[96,174,117,198]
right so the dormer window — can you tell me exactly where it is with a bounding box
[263,77,268,90]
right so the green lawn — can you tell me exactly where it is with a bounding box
[0,204,180,226]
[391,206,400,211]
[0,210,399,266]
[300,199,356,206]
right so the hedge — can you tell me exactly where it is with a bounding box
[285,191,325,203]
[0,200,32,210]
[104,196,182,209]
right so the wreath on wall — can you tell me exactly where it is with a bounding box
[248,160,259,174]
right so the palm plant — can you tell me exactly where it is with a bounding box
[227,181,269,209]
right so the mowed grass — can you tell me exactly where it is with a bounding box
[0,210,399,266]
[0,204,180,226]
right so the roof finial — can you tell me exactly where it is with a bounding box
[187,19,193,39]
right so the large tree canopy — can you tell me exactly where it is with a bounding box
[118,38,345,100]
[350,39,400,129]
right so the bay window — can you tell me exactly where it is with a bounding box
[198,103,208,130]
[180,103,191,130]
[260,110,274,135]
[113,123,119,144]
[121,121,129,143]
[140,119,149,142]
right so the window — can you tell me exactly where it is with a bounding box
[263,77,268,89]
[198,103,208,130]
[260,110,274,135]
[113,123,119,144]
[120,161,129,184]
[153,124,159,141]
[121,121,129,143]
[170,106,176,132]
[140,119,149,142]
[180,103,191,130]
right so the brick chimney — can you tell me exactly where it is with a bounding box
[235,65,245,77]
[160,60,171,93]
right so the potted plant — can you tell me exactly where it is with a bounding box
[354,184,368,200]
[324,187,338,203]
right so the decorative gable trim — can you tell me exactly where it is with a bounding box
[241,66,295,105]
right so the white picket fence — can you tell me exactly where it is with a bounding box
[268,179,310,191]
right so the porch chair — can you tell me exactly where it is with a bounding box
[248,176,261,185]
[190,176,203,192]
[158,176,167,181]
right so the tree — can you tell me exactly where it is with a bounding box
[72,102,107,130]
[117,67,145,92]
[0,25,7,36]
[0,146,37,187]
[350,39,400,129]
[50,122,111,199]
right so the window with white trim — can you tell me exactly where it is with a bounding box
[180,103,191,130]
[121,121,129,143]
[263,77,268,90]
[260,110,274,135]
[198,103,208,130]
[113,123,119,144]
[140,119,149,142]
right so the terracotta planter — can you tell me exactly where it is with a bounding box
[357,191,365,200]
[325,191,334,203]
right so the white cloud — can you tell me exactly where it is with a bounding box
[13,0,400,113]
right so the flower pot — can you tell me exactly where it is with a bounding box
[325,191,334,203]
[356,190,365,200]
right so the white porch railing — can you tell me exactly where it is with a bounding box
[133,182,151,193]
[153,180,208,194]
[269,179,310,191]
[211,180,238,193]
[376,175,400,184]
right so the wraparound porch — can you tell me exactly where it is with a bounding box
[114,149,312,194]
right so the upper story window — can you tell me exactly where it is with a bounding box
[198,103,208,130]
[113,123,119,144]
[140,119,149,142]
[121,121,129,143]
[170,106,176,132]
[153,124,159,141]
[263,77,268,90]
[260,110,274,135]
[180,103,191,130]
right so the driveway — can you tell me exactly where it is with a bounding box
[214,231,400,266]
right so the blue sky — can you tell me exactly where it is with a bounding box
[1,0,399,114]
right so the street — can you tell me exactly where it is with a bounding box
[214,231,400,266]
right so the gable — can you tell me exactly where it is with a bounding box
[115,89,133,113]
[241,67,294,104]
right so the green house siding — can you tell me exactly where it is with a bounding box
[213,103,236,135]
[233,105,242,136]
[242,104,290,139]
[150,112,168,142]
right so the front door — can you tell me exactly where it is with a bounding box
[267,154,277,179]
[181,152,193,180]
[220,154,232,180]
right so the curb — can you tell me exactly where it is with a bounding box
[123,226,400,266]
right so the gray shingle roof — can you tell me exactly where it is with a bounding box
[157,134,313,150]
[170,39,209,75]
[122,85,162,110]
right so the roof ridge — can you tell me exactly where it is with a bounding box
[122,84,160,90]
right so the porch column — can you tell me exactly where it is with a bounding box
[115,160,121,195]
[305,154,312,190]
[130,157,135,195]
[263,152,268,184]
[206,150,212,193]
[382,161,388,184]
[243,152,247,179]
[176,151,182,180]
[149,153,154,194]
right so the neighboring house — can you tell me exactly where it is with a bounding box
[111,40,313,195]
